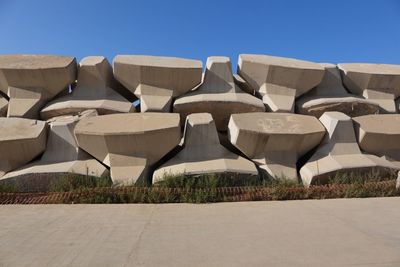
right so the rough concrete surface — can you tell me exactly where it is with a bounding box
[0,198,399,267]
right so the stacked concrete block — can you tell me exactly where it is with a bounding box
[0,118,47,177]
[41,56,134,120]
[300,112,398,186]
[0,55,77,119]
[1,53,400,189]
[174,56,265,131]
[296,64,380,117]
[228,113,325,180]
[353,114,400,165]
[153,113,258,182]
[237,54,325,112]
[74,113,181,185]
[113,55,202,112]
[1,110,109,191]
[338,63,400,113]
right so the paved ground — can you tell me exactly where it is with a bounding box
[0,198,399,267]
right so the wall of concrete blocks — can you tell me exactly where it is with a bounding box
[1,54,400,191]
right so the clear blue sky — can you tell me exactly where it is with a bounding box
[1,0,400,69]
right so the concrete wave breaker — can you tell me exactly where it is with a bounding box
[296,64,380,117]
[74,113,181,185]
[153,113,258,183]
[0,118,47,178]
[237,54,325,112]
[174,56,265,131]
[300,112,398,186]
[353,114,400,166]
[0,54,77,119]
[113,55,202,112]
[338,63,400,113]
[41,56,134,120]
[1,110,109,191]
[228,113,325,180]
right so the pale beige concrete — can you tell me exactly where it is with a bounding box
[0,118,47,178]
[353,114,400,163]
[0,95,7,116]
[296,63,380,117]
[74,113,181,185]
[174,57,265,131]
[1,110,109,191]
[228,113,325,180]
[396,171,400,189]
[338,63,400,113]
[0,54,77,119]
[238,54,325,112]
[1,198,400,267]
[233,73,254,94]
[300,112,398,186]
[397,172,400,188]
[113,55,202,112]
[40,56,134,120]
[153,113,258,182]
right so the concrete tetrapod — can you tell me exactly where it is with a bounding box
[0,110,109,191]
[300,112,398,187]
[153,113,258,183]
[0,54,77,119]
[41,56,134,120]
[237,54,325,112]
[338,63,400,113]
[0,95,7,116]
[296,64,380,117]
[113,55,202,112]
[74,113,181,185]
[353,114,400,165]
[174,57,265,131]
[228,113,325,180]
[0,118,47,178]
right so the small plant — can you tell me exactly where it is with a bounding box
[48,173,112,192]
[328,169,397,185]
[1,169,399,204]
[0,183,18,193]
[154,172,264,189]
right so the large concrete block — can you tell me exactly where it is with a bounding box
[296,64,380,117]
[338,63,400,113]
[300,112,398,186]
[40,56,135,120]
[0,118,47,177]
[74,113,181,185]
[174,57,265,131]
[0,54,77,119]
[153,113,258,182]
[353,114,400,162]
[0,110,109,191]
[113,55,202,112]
[0,95,7,116]
[237,54,325,112]
[228,113,325,180]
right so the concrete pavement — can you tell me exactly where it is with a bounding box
[0,198,399,267]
